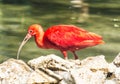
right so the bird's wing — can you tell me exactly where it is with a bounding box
[44,25,103,48]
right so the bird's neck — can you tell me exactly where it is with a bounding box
[34,32,45,48]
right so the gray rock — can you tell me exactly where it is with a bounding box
[1,53,120,84]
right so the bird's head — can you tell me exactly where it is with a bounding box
[17,24,42,59]
[28,24,42,36]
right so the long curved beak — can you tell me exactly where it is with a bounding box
[17,33,32,59]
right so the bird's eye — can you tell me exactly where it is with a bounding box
[29,30,36,35]
[29,30,33,33]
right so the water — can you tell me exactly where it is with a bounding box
[0,4,32,62]
[0,2,120,63]
[0,3,69,62]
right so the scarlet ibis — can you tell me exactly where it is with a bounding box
[17,24,104,59]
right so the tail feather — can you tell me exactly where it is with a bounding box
[86,32,102,40]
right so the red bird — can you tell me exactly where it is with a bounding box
[17,24,104,59]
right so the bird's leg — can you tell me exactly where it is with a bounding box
[72,51,79,59]
[61,50,68,60]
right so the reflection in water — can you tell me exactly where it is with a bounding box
[0,2,120,63]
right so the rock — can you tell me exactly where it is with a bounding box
[1,53,120,83]
[28,54,76,70]
[27,69,59,84]
[28,54,109,84]
[0,58,32,84]
[0,58,59,84]
[70,55,109,84]
[113,53,120,67]
[81,55,109,72]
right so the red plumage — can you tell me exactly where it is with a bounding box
[17,24,104,59]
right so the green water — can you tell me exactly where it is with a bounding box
[0,1,120,63]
